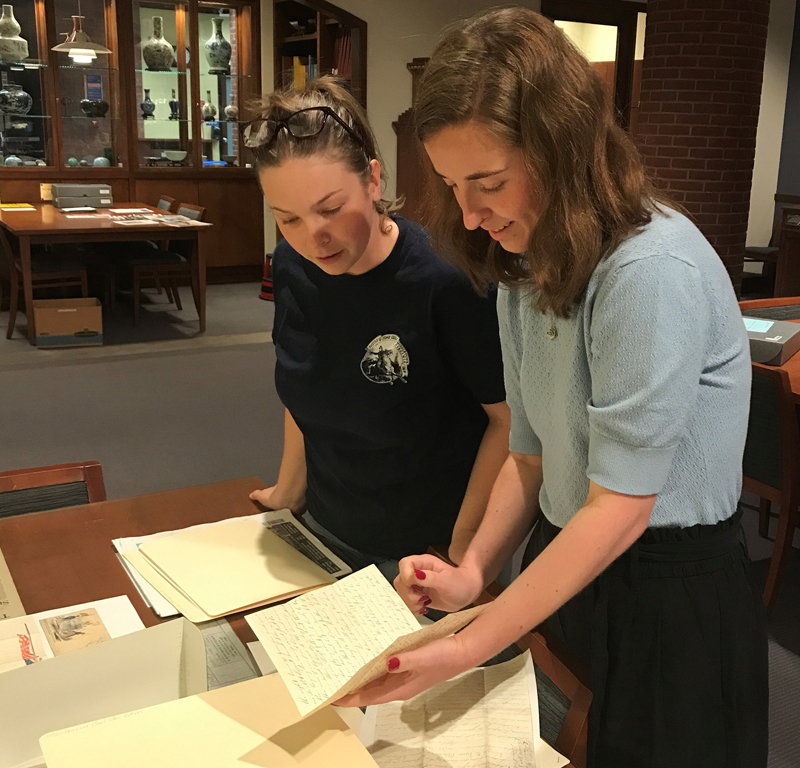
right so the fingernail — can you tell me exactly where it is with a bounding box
[415,569,426,580]
[420,607,428,614]
[418,595,429,602]
[388,657,400,671]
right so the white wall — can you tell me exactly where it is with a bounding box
[748,0,796,246]
[259,0,542,250]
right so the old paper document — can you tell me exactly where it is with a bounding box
[360,652,569,768]
[0,618,206,768]
[0,546,24,620]
[246,565,487,717]
[199,619,259,690]
[0,595,143,674]
[128,517,335,621]
[40,670,377,768]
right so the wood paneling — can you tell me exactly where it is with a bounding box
[198,178,264,267]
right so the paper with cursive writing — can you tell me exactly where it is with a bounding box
[246,565,486,717]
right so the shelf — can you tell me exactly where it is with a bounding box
[0,62,120,72]
[137,68,188,75]
[281,33,317,43]
[60,115,122,120]
[0,113,52,119]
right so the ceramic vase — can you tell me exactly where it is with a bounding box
[3,154,22,166]
[201,90,216,122]
[223,96,238,122]
[204,16,231,74]
[0,82,31,115]
[80,98,109,118]
[93,156,111,167]
[141,88,156,120]
[168,88,179,120]
[0,5,28,64]
[142,15,174,71]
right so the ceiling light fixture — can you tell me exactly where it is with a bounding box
[52,1,111,66]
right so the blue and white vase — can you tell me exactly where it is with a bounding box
[142,15,174,72]
[141,88,156,120]
[0,5,28,64]
[0,82,32,115]
[204,16,231,74]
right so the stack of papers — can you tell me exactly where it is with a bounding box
[246,565,487,717]
[119,514,342,623]
[39,672,376,768]
[114,511,350,619]
[361,652,570,768]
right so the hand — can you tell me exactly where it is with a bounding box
[249,486,305,515]
[334,634,473,707]
[393,554,484,614]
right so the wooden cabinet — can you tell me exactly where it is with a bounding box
[0,0,264,278]
[273,0,367,107]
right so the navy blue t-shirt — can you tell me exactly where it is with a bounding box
[272,215,506,560]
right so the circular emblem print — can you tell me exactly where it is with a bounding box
[361,334,409,384]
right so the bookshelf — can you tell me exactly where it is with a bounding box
[273,0,367,107]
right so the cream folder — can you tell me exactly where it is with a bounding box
[126,517,335,622]
[40,671,378,768]
[0,618,206,768]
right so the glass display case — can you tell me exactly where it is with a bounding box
[0,2,51,166]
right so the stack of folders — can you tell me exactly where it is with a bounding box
[118,514,345,623]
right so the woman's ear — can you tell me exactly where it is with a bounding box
[368,159,382,201]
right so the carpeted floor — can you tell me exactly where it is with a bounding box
[0,288,798,764]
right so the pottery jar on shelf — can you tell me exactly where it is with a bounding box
[224,96,238,122]
[0,82,32,115]
[142,15,174,71]
[204,16,231,74]
[168,88,179,120]
[201,90,216,122]
[0,4,28,64]
[141,88,156,119]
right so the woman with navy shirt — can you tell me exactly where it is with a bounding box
[246,77,509,581]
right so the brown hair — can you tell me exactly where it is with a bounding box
[250,76,400,219]
[414,7,670,317]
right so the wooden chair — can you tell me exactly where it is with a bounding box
[742,362,800,611]
[0,226,88,340]
[0,461,107,519]
[428,543,591,767]
[129,202,205,324]
[155,194,177,213]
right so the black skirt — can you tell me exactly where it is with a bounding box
[523,508,769,768]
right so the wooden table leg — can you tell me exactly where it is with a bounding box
[193,234,206,333]
[19,235,35,344]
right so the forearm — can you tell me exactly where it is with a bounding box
[459,451,543,585]
[272,410,308,510]
[450,404,511,556]
[459,488,653,667]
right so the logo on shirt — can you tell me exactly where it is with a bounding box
[361,334,409,384]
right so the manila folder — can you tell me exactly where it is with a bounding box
[40,672,378,768]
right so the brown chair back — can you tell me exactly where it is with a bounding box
[156,195,177,213]
[176,203,205,221]
[0,461,107,519]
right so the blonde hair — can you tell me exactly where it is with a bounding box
[414,7,671,317]
[251,76,401,219]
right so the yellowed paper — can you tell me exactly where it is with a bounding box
[40,672,378,768]
[0,545,24,620]
[136,517,335,619]
[246,565,486,717]
[362,652,569,768]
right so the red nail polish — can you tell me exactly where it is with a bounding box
[415,569,426,580]
[420,607,428,614]
[388,657,400,671]
[418,595,429,602]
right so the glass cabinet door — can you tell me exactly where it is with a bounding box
[133,0,193,168]
[0,1,52,167]
[197,2,249,168]
[53,0,122,168]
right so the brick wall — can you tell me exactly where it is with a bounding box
[636,0,770,292]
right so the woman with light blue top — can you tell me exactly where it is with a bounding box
[337,8,768,768]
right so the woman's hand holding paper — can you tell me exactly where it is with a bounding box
[393,555,484,614]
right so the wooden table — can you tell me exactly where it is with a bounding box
[0,202,209,344]
[740,297,800,403]
[0,477,589,767]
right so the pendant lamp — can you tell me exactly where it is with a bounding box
[52,1,111,65]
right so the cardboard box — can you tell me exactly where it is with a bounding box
[744,316,800,365]
[33,298,103,348]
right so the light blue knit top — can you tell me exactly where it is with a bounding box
[498,208,751,528]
